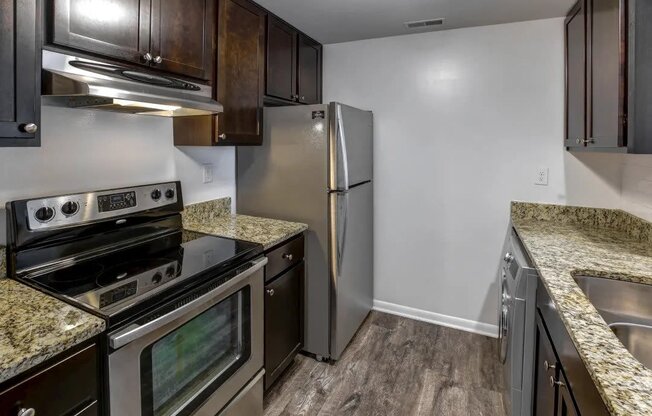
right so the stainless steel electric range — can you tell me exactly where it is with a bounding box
[5,182,266,416]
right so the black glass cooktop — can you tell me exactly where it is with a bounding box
[26,230,262,316]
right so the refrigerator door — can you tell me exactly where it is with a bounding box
[329,102,373,191]
[237,105,332,358]
[329,182,373,360]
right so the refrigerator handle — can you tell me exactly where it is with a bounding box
[337,192,349,271]
[336,104,350,191]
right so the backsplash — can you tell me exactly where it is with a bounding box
[621,155,652,222]
[182,197,232,226]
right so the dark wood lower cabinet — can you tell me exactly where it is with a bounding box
[264,236,305,391]
[0,342,99,416]
[534,280,609,416]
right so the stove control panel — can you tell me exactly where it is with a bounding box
[26,182,180,231]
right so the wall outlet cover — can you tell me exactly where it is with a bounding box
[535,167,549,186]
[202,164,214,184]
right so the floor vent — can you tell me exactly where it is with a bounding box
[404,18,445,29]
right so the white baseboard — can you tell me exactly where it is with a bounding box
[373,300,499,338]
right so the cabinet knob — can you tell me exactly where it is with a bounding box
[217,133,227,141]
[17,409,36,416]
[266,289,275,296]
[575,138,582,144]
[20,123,38,134]
[544,360,556,371]
[549,376,565,388]
[153,55,163,64]
[292,94,299,100]
[143,52,153,62]
[282,253,294,261]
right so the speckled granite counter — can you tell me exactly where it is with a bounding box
[0,245,106,384]
[183,198,307,250]
[511,202,652,416]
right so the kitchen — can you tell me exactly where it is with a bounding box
[1,0,652,415]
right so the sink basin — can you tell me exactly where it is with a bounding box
[574,275,652,368]
[609,323,652,369]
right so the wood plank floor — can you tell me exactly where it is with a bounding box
[264,311,505,416]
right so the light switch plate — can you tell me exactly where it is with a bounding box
[535,167,549,186]
[202,164,214,183]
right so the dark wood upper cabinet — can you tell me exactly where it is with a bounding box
[149,0,215,80]
[0,0,41,147]
[174,0,265,146]
[297,34,322,105]
[266,16,297,102]
[565,0,652,153]
[564,1,586,149]
[49,0,214,80]
[588,0,625,148]
[216,0,265,145]
[51,0,150,65]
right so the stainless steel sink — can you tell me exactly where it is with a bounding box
[574,275,652,368]
[609,323,652,369]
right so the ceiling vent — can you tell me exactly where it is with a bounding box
[404,18,445,29]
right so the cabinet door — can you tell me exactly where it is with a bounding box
[0,0,40,147]
[264,262,304,390]
[588,0,626,148]
[565,1,587,148]
[534,313,559,416]
[150,0,215,80]
[51,0,150,64]
[215,0,265,146]
[557,371,580,416]
[266,16,297,102]
[297,34,322,104]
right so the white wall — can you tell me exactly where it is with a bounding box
[324,18,630,334]
[0,105,235,244]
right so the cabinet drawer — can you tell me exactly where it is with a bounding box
[0,344,98,416]
[265,234,304,281]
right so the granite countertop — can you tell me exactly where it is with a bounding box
[182,198,308,250]
[0,246,106,384]
[511,202,652,416]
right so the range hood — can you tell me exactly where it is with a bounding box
[41,50,223,117]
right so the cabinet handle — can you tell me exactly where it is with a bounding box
[266,289,275,296]
[549,376,565,388]
[17,408,36,416]
[282,253,294,261]
[300,96,305,101]
[143,52,153,62]
[291,94,299,101]
[217,133,227,141]
[575,138,596,145]
[153,55,163,64]
[20,123,38,134]
[544,360,556,371]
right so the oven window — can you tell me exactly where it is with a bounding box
[140,287,251,416]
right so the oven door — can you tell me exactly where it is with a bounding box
[108,257,266,416]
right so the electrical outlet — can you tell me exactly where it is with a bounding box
[535,167,549,186]
[202,164,214,184]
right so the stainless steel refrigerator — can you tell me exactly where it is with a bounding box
[237,102,373,361]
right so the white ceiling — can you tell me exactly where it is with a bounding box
[254,0,575,44]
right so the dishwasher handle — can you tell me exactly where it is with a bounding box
[109,257,267,349]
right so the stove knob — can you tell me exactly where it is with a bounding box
[35,206,55,223]
[165,265,176,278]
[152,272,162,284]
[165,188,175,199]
[61,201,79,216]
[151,189,162,201]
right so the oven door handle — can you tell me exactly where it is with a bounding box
[109,257,267,349]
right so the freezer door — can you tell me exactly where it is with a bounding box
[329,102,373,191]
[329,182,373,360]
